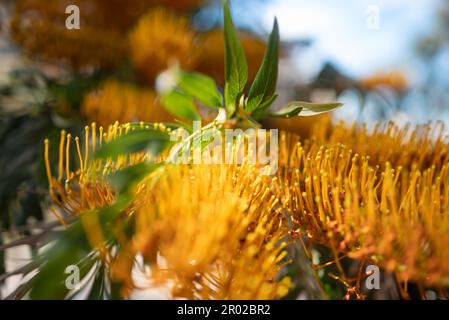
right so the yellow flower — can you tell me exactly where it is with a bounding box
[311,120,449,171]
[128,8,198,84]
[10,0,136,69]
[44,123,290,299]
[195,29,267,85]
[10,0,204,69]
[278,128,449,288]
[359,71,408,92]
[130,163,291,299]
[80,80,174,127]
[43,121,169,215]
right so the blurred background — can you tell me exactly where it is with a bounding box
[1,0,449,298]
[3,0,449,123]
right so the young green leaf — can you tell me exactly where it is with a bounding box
[94,129,170,160]
[161,90,201,121]
[177,71,222,108]
[251,94,278,120]
[246,18,280,113]
[223,0,248,116]
[270,101,343,118]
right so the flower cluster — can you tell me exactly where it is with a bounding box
[44,123,291,299]
[81,81,174,126]
[10,0,207,69]
[129,163,291,299]
[277,122,449,293]
[44,122,169,215]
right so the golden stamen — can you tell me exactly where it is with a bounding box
[44,139,52,188]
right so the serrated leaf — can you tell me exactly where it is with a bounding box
[246,18,280,113]
[94,129,170,160]
[177,71,222,108]
[161,90,201,121]
[270,101,343,118]
[223,0,248,116]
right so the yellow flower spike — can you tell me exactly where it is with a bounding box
[44,139,52,189]
[65,133,72,182]
[359,70,408,92]
[11,0,207,69]
[278,128,449,288]
[91,123,97,152]
[81,80,174,126]
[84,126,90,171]
[44,121,164,216]
[132,163,291,300]
[310,119,449,171]
[75,137,84,173]
[128,8,197,84]
[99,126,104,146]
[11,0,130,69]
[50,206,67,228]
[57,130,66,181]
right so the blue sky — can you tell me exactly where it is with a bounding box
[255,0,441,78]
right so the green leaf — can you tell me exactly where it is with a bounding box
[4,274,37,299]
[223,0,248,116]
[87,263,105,300]
[161,90,201,121]
[246,18,280,113]
[177,71,222,108]
[251,94,278,120]
[28,222,92,299]
[94,129,170,160]
[29,198,130,299]
[269,103,302,118]
[270,101,343,118]
[107,163,161,194]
